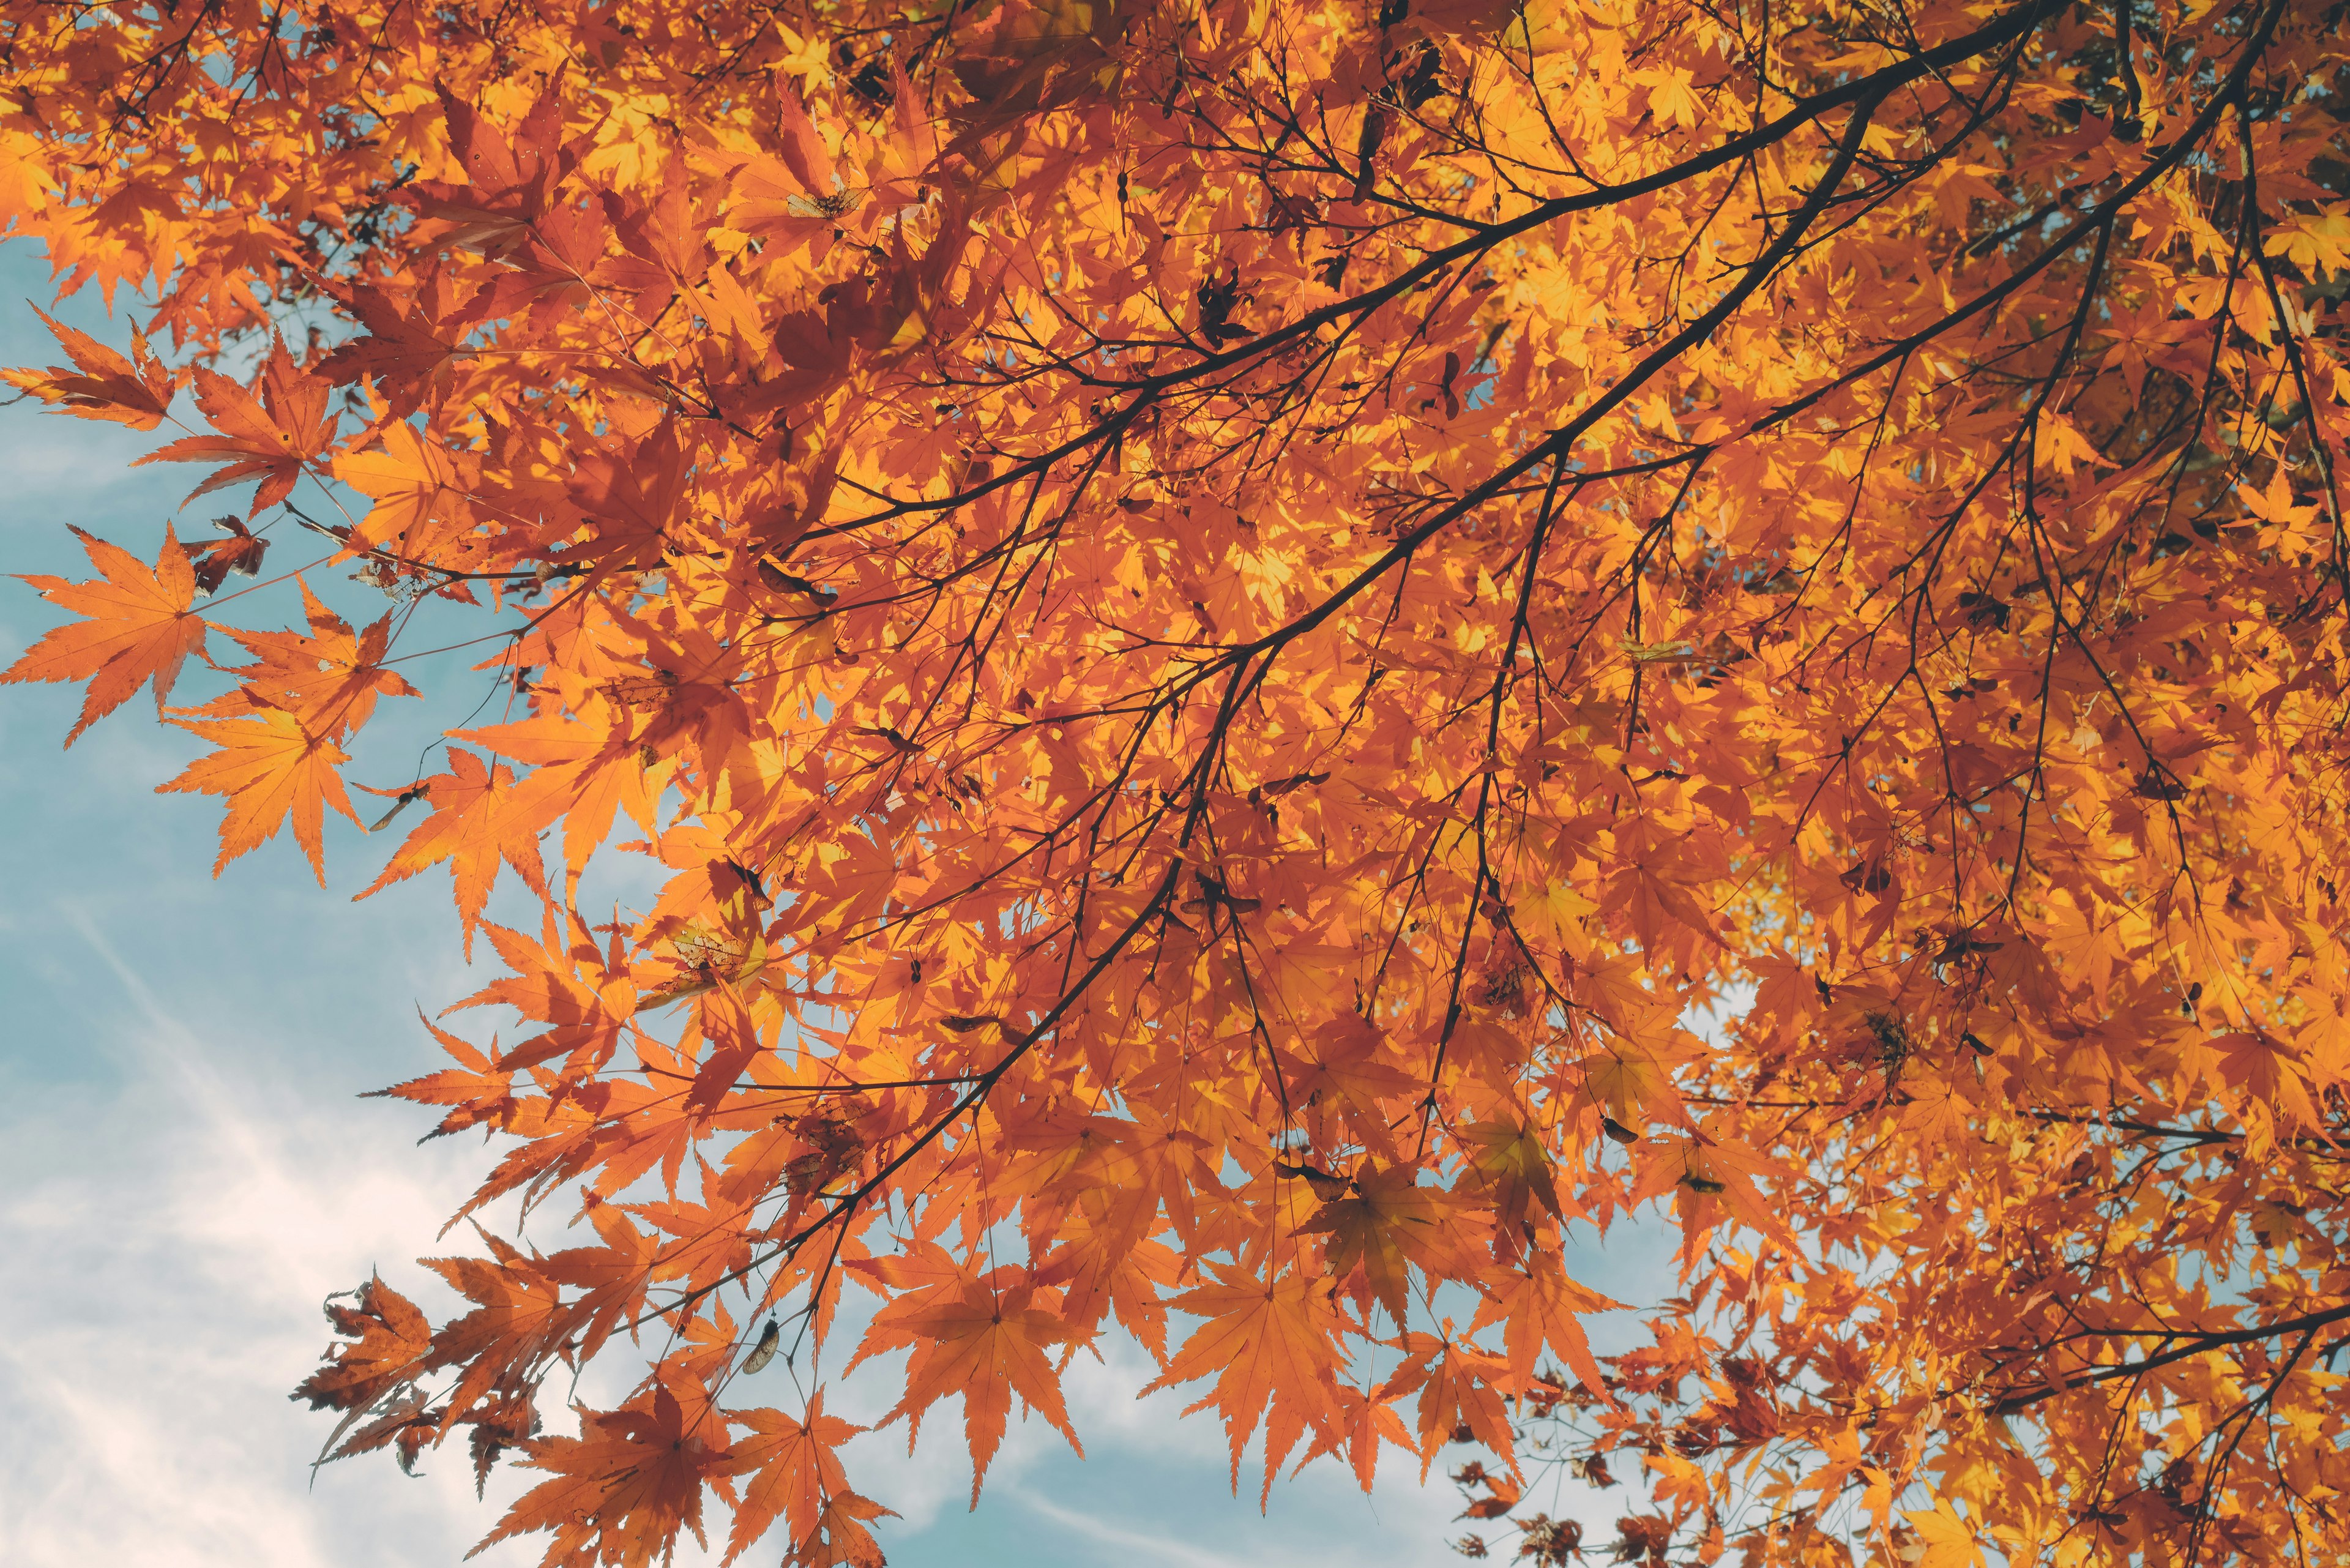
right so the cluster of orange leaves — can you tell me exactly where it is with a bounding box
[7,0,2350,1564]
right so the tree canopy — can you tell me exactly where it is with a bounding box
[6,0,2350,1562]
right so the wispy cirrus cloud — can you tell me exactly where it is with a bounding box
[0,914,1494,1568]
[0,916,528,1568]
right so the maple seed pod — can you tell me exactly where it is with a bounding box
[1600,1116,1640,1146]
[1681,1174,1728,1195]
[742,1318,780,1375]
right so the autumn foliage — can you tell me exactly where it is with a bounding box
[6,0,2350,1562]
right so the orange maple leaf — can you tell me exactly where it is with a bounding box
[1458,1117,1569,1248]
[448,917,640,1078]
[1379,1330,1518,1477]
[1467,1248,1618,1402]
[194,580,418,739]
[420,1234,570,1422]
[564,420,693,578]
[1,306,176,428]
[723,1392,865,1565]
[356,747,549,954]
[462,710,658,876]
[788,1489,893,1568]
[135,340,338,513]
[406,89,575,259]
[1143,1263,1346,1503]
[370,1011,518,1141]
[315,276,474,418]
[159,700,357,880]
[867,1267,1082,1505]
[477,1384,732,1568]
[333,419,474,558]
[291,1273,432,1415]
[1296,1159,1458,1330]
[1900,1498,1987,1568]
[2,524,206,743]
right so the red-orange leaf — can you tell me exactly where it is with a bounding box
[476,1384,733,1568]
[159,700,357,880]
[315,277,473,417]
[788,1490,893,1568]
[723,1392,862,1566]
[1141,1263,1346,1503]
[135,340,338,513]
[194,580,418,740]
[1468,1248,1617,1402]
[1,306,175,428]
[1379,1331,1518,1478]
[2,524,205,744]
[1296,1159,1461,1331]
[867,1266,1082,1506]
[291,1273,432,1415]
[370,1012,517,1141]
[356,747,548,954]
[333,420,474,558]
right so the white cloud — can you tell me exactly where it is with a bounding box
[1016,1491,1258,1568]
[0,916,515,1568]
[0,912,1468,1568]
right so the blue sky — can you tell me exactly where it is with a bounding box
[0,245,1676,1567]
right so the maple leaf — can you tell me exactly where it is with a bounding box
[1899,1499,1986,1568]
[1379,1331,1517,1478]
[723,1393,864,1564]
[449,916,640,1080]
[2236,465,2321,535]
[134,339,337,513]
[1283,1014,1419,1155]
[408,89,576,259]
[293,1274,432,1415]
[1297,1159,1458,1330]
[314,278,473,418]
[565,420,691,577]
[1468,1249,1617,1400]
[419,1236,571,1424]
[1,307,175,427]
[1289,1378,1415,1495]
[1143,1264,1345,1503]
[788,1490,893,1568]
[181,515,272,595]
[477,1384,732,1568]
[195,580,418,740]
[354,747,548,955]
[159,700,359,880]
[682,980,769,1111]
[452,718,652,881]
[1458,1117,1567,1247]
[863,1266,1082,1506]
[2264,206,2350,280]
[333,419,473,558]
[2,525,206,744]
[371,1012,518,1141]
